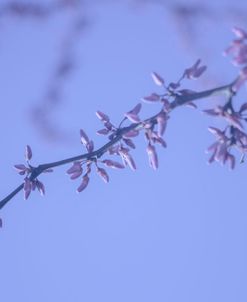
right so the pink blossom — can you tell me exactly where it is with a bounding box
[146,144,158,170]
[77,175,89,193]
[125,103,142,123]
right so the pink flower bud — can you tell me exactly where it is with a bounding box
[97,128,110,135]
[77,175,89,193]
[208,127,226,139]
[102,159,125,169]
[14,164,28,175]
[184,59,207,79]
[70,170,83,180]
[23,178,32,200]
[86,140,94,153]
[67,162,82,174]
[125,113,140,123]
[36,180,45,196]
[232,27,247,40]
[96,111,110,122]
[142,93,160,103]
[119,148,136,170]
[25,145,32,161]
[97,167,109,183]
[123,130,139,138]
[157,112,167,137]
[146,144,158,170]
[80,129,90,145]
[151,72,165,86]
[123,138,136,149]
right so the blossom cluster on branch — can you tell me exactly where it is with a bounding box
[0,27,247,228]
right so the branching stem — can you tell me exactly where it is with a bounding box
[0,80,235,210]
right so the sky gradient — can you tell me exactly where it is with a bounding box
[0,1,247,301]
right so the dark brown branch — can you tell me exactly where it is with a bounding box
[0,81,235,210]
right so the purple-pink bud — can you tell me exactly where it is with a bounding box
[157,112,167,137]
[102,159,125,169]
[25,145,32,161]
[125,103,142,122]
[123,138,136,149]
[96,110,110,122]
[36,180,45,196]
[123,130,139,138]
[97,128,110,135]
[119,148,136,171]
[86,140,94,153]
[142,93,160,103]
[23,178,32,200]
[14,164,28,175]
[80,129,90,145]
[146,144,158,170]
[97,167,109,183]
[125,113,140,123]
[151,72,165,86]
[67,162,82,174]
[232,27,247,40]
[70,170,83,180]
[77,175,89,193]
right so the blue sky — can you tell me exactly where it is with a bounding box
[0,1,247,301]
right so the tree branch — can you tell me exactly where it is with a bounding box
[0,80,236,210]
